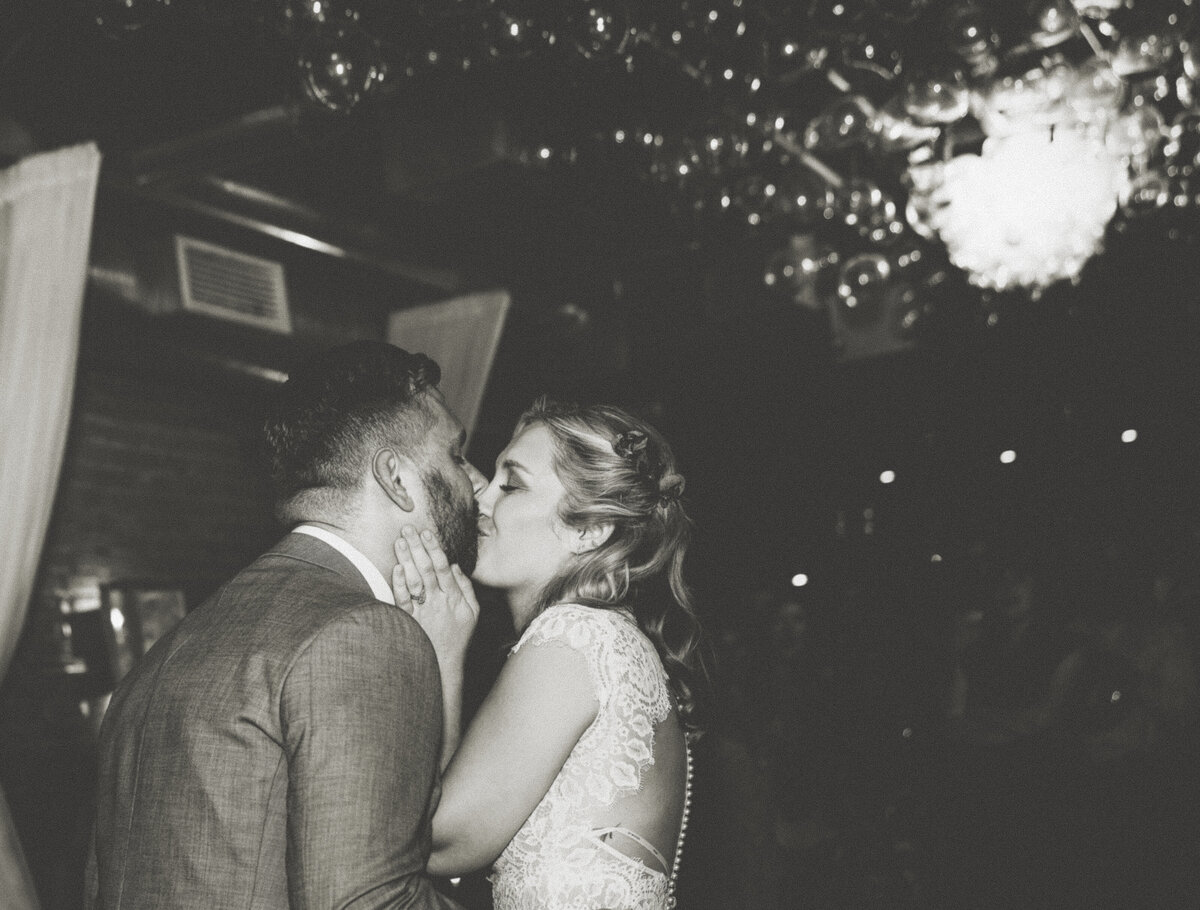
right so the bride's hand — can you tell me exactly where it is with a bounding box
[392,525,480,668]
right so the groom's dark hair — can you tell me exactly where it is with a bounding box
[263,341,441,520]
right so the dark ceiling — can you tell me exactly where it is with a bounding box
[0,0,691,302]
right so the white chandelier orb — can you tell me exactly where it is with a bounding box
[901,46,1178,296]
[908,127,1131,295]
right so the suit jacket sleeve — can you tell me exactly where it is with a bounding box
[282,603,460,909]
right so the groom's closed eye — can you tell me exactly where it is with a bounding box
[449,427,469,463]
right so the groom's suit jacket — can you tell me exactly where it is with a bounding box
[89,531,459,909]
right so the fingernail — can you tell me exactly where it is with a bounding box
[397,538,408,549]
[404,526,418,536]
[422,529,433,541]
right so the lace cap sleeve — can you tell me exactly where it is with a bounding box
[511,604,670,725]
[510,604,628,706]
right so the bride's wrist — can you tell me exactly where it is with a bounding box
[435,652,467,677]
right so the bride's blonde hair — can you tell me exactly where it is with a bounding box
[520,398,707,733]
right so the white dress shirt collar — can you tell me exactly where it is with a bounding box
[292,524,395,605]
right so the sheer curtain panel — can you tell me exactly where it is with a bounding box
[0,142,102,910]
[387,289,512,445]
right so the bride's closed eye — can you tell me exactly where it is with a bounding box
[494,457,528,493]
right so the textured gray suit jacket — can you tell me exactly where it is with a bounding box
[89,532,460,909]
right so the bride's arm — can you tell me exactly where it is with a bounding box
[392,529,599,874]
[429,637,598,876]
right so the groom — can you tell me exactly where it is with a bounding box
[88,341,485,908]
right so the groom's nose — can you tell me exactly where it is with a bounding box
[464,461,488,497]
[475,476,498,514]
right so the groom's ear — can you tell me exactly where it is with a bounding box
[372,447,416,513]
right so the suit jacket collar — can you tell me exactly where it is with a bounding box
[265,531,376,600]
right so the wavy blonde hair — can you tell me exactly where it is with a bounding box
[520,398,707,733]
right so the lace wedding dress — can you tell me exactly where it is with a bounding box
[489,604,693,910]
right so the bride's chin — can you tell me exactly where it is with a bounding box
[468,558,495,587]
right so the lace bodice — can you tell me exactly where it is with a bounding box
[490,604,692,910]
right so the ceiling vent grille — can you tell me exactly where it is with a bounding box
[174,235,292,334]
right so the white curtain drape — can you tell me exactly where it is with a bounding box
[0,142,103,910]
[387,289,512,444]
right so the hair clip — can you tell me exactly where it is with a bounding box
[658,472,685,507]
[613,429,648,460]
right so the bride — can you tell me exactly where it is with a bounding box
[391,399,706,910]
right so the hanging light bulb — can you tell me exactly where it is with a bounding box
[763,234,836,310]
[482,0,555,60]
[839,29,904,81]
[561,0,635,61]
[772,167,837,226]
[647,135,704,190]
[1162,112,1200,178]
[836,252,892,321]
[902,67,970,124]
[803,95,877,151]
[1119,171,1171,217]
[508,140,580,168]
[1070,0,1122,18]
[298,22,387,113]
[1065,56,1124,127]
[767,36,830,82]
[944,0,1000,77]
[1111,31,1177,78]
[1106,104,1166,166]
[807,0,869,29]
[695,125,758,173]
[730,172,779,227]
[889,279,924,340]
[836,177,904,244]
[287,0,360,27]
[1027,0,1080,49]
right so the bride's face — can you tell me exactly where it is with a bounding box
[473,423,577,607]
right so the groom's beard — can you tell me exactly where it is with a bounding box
[422,467,479,575]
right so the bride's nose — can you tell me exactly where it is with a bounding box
[476,476,499,513]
